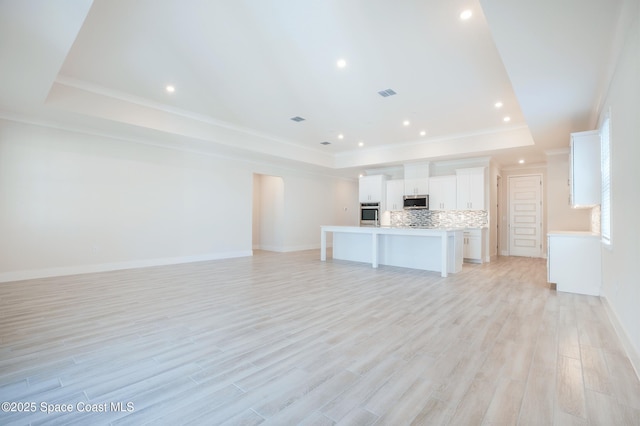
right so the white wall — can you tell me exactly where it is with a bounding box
[546,153,592,232]
[598,5,640,371]
[0,119,358,281]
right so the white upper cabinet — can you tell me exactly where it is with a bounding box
[428,175,457,210]
[570,130,601,207]
[359,175,387,204]
[456,167,485,210]
[403,163,429,196]
[386,179,405,211]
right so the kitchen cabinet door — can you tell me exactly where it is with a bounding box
[386,179,405,211]
[463,229,484,263]
[428,175,457,210]
[359,175,387,203]
[570,130,601,207]
[456,167,485,210]
[404,163,429,196]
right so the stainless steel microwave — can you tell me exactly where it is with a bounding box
[403,195,428,209]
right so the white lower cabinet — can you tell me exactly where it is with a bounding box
[463,228,484,263]
[547,232,601,296]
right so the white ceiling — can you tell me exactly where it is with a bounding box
[0,0,626,176]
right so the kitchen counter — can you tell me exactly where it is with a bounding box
[547,230,600,237]
[320,225,463,277]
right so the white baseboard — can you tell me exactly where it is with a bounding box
[0,250,253,283]
[254,244,321,253]
[602,295,640,380]
[501,250,509,256]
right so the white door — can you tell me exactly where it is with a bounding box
[509,175,542,257]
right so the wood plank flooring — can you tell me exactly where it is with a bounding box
[1,250,639,425]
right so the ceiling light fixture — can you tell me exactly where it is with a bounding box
[403,120,410,126]
[358,141,364,147]
[420,130,427,136]
[336,59,347,68]
[503,116,511,122]
[338,133,344,139]
[494,101,503,108]
[460,9,473,20]
[165,85,175,93]
[519,159,525,164]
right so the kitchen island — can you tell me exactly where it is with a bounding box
[320,226,463,277]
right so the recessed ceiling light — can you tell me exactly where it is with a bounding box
[338,133,344,139]
[165,85,175,93]
[519,159,525,164]
[403,120,410,126]
[460,9,473,20]
[336,59,347,68]
[358,141,364,147]
[420,130,427,136]
[495,101,503,108]
[503,116,511,122]
[320,141,331,145]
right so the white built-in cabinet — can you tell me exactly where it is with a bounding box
[463,228,485,263]
[456,167,485,210]
[547,232,601,295]
[404,163,429,196]
[359,175,387,203]
[386,180,405,211]
[428,175,457,210]
[570,131,601,207]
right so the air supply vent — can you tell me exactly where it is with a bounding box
[377,89,397,97]
[290,116,306,122]
[320,141,331,145]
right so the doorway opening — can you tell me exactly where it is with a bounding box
[252,174,284,252]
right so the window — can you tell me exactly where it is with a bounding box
[600,111,611,245]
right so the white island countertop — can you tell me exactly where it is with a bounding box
[320,225,464,277]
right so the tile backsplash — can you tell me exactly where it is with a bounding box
[390,209,488,228]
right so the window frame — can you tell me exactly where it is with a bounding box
[600,109,612,247]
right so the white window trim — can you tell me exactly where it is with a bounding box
[600,108,612,248]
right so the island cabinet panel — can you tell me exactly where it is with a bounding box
[378,233,461,273]
[359,175,387,203]
[570,130,601,207]
[428,175,457,210]
[456,167,485,210]
[320,226,463,277]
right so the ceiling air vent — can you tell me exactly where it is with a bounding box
[377,89,397,97]
[320,141,331,145]
[290,116,306,122]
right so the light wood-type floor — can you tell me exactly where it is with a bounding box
[1,250,639,425]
